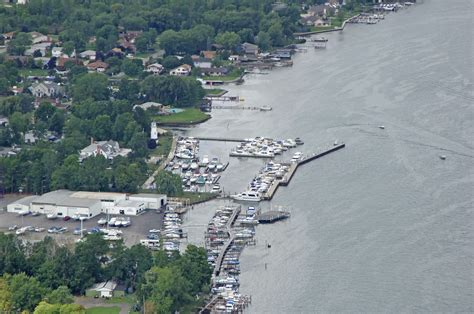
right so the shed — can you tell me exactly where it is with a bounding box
[86,281,118,298]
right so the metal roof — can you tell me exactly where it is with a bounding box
[32,190,100,208]
[9,195,40,206]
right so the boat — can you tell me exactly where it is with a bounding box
[313,36,328,42]
[231,191,261,202]
[295,137,304,145]
[196,176,206,185]
[211,184,221,193]
[334,139,338,146]
[190,162,199,170]
[200,155,210,167]
[216,163,224,171]
[260,105,272,111]
[439,155,447,160]
[379,125,385,129]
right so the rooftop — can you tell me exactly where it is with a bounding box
[9,195,40,207]
[32,190,100,208]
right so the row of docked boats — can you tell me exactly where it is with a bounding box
[139,207,182,253]
[205,206,253,313]
[231,160,294,202]
[230,136,303,158]
[175,137,199,159]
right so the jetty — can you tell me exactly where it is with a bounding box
[262,143,345,200]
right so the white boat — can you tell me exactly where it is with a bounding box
[379,125,385,129]
[216,163,224,171]
[231,191,261,202]
[208,163,216,170]
[260,105,272,111]
[200,155,209,166]
[190,162,199,170]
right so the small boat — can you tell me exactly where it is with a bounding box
[200,155,209,167]
[260,105,272,111]
[211,184,221,193]
[312,37,328,42]
[334,140,338,146]
[439,155,447,160]
[196,176,206,185]
[379,125,385,130]
[216,163,224,171]
[295,137,304,145]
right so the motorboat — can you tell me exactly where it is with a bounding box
[231,191,261,202]
[97,218,107,225]
[211,184,221,193]
[260,105,272,111]
[190,162,199,170]
[295,137,304,145]
[216,163,224,171]
[379,125,385,129]
[439,155,447,160]
[196,175,206,185]
[200,155,209,167]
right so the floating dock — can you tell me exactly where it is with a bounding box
[255,210,290,223]
[262,143,345,200]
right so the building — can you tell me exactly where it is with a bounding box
[69,191,127,213]
[86,281,122,298]
[133,102,163,112]
[79,50,96,61]
[111,199,145,215]
[86,61,108,73]
[51,47,63,58]
[192,57,212,69]
[150,121,158,140]
[79,140,132,161]
[241,42,259,55]
[200,67,229,77]
[128,193,167,210]
[29,190,102,218]
[29,81,64,98]
[6,195,40,214]
[145,63,164,75]
[170,64,191,76]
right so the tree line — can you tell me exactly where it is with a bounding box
[0,232,212,313]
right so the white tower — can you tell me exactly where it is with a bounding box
[151,121,158,141]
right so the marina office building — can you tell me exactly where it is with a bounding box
[7,190,167,218]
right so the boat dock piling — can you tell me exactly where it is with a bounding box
[263,143,346,200]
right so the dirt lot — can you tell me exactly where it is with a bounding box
[0,208,165,247]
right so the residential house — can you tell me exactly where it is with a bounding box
[228,55,240,62]
[56,57,83,72]
[51,47,63,58]
[200,67,229,77]
[79,140,132,161]
[79,50,96,61]
[29,81,64,98]
[25,42,52,57]
[86,61,108,73]
[170,64,191,76]
[202,50,217,60]
[307,4,337,18]
[133,102,163,112]
[192,56,212,69]
[145,63,164,75]
[30,32,50,44]
[241,42,259,55]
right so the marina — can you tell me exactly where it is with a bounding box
[229,137,301,159]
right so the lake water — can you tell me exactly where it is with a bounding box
[181,0,474,312]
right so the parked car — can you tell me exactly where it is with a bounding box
[63,216,71,221]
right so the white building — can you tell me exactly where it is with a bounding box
[6,195,39,214]
[8,191,167,217]
[128,193,167,210]
[150,121,158,140]
[170,64,191,76]
[87,281,117,298]
[79,140,132,161]
[29,190,102,218]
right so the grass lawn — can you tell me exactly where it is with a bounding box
[181,191,217,204]
[205,88,227,96]
[310,25,337,32]
[105,294,136,304]
[203,73,241,81]
[151,133,173,157]
[86,306,121,314]
[154,108,210,125]
[18,68,49,77]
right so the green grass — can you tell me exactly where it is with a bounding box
[150,133,173,157]
[310,25,337,32]
[18,68,49,77]
[105,294,136,304]
[154,108,210,125]
[205,88,227,96]
[181,192,217,204]
[86,306,121,314]
[203,73,241,81]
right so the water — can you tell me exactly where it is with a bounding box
[181,1,474,312]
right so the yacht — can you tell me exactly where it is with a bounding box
[231,191,261,202]
[200,155,210,167]
[190,162,199,170]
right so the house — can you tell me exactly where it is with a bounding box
[79,50,96,61]
[3,32,15,41]
[51,47,63,58]
[200,67,229,77]
[145,63,164,75]
[133,102,163,111]
[170,64,191,76]
[192,56,212,69]
[228,55,240,62]
[202,50,216,60]
[307,4,337,17]
[56,57,83,72]
[86,61,108,73]
[79,140,132,161]
[29,81,64,98]
[30,32,50,44]
[0,116,8,126]
[241,42,259,55]
[25,42,52,57]
[86,281,121,298]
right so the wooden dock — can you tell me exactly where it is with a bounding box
[262,143,345,200]
[255,210,290,223]
[195,136,245,142]
[212,206,241,277]
[211,105,271,111]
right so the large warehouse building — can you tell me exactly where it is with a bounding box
[7,190,167,218]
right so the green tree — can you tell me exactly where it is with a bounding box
[256,31,271,51]
[179,245,212,295]
[92,115,112,140]
[0,277,12,313]
[8,273,47,312]
[46,286,74,304]
[72,73,110,102]
[121,59,144,77]
[215,32,241,51]
[155,171,183,196]
[7,32,32,55]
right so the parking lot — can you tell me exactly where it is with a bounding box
[0,209,165,246]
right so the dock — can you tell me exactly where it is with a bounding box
[212,206,241,277]
[195,136,245,142]
[262,143,345,200]
[255,210,290,223]
[211,105,271,111]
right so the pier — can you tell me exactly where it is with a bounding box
[262,143,345,200]
[212,206,241,277]
[211,104,272,111]
[255,210,290,223]
[195,136,245,142]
